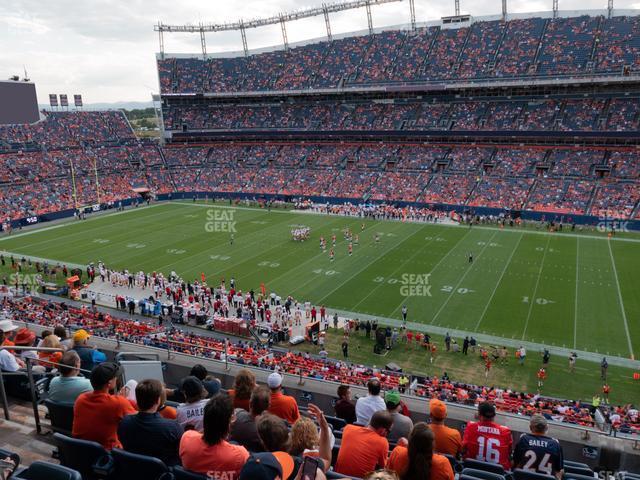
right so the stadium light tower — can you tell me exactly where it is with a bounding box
[366,1,374,34]
[553,0,559,18]
[322,3,333,41]
[409,0,416,30]
[502,0,507,21]
[200,25,207,57]
[455,0,460,16]
[608,0,614,18]
[155,0,402,56]
[280,14,289,50]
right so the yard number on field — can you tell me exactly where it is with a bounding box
[258,261,280,268]
[522,297,556,305]
[312,269,339,276]
[441,285,475,294]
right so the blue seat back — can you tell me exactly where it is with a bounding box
[53,432,111,480]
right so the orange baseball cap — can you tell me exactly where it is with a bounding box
[430,399,447,420]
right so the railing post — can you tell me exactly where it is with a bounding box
[25,358,42,435]
[0,368,9,421]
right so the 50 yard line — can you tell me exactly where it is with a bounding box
[607,239,634,359]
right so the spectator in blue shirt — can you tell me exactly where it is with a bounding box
[47,351,92,403]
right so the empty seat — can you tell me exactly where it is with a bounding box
[45,400,75,436]
[325,415,347,432]
[462,467,506,480]
[111,448,173,480]
[564,465,594,477]
[563,474,597,480]
[53,433,113,480]
[563,461,590,469]
[172,466,208,480]
[463,458,506,475]
[10,461,82,480]
[513,469,556,480]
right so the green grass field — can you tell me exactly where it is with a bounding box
[1,201,639,401]
[1,202,639,356]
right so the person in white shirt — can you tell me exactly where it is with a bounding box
[176,376,208,432]
[355,378,386,425]
[0,321,24,372]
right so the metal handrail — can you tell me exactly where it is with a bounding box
[0,346,93,433]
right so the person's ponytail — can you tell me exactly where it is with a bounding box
[401,423,434,480]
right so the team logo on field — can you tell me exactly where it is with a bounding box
[399,273,432,297]
[205,208,237,233]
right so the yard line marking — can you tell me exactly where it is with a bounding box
[521,236,551,340]
[313,222,422,305]
[430,230,499,324]
[388,226,475,317]
[349,226,446,311]
[475,232,524,331]
[573,237,579,349]
[607,239,634,359]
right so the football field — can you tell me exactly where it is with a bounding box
[1,201,639,360]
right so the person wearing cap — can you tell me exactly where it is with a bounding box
[462,402,512,471]
[179,393,250,477]
[429,399,462,458]
[267,371,300,424]
[0,320,18,348]
[256,413,296,478]
[0,321,24,372]
[230,385,271,452]
[118,379,184,466]
[513,415,564,479]
[387,422,455,480]
[386,390,413,444]
[70,329,106,373]
[13,327,38,363]
[176,376,208,432]
[47,351,92,403]
[238,452,290,480]
[335,410,393,478]
[355,378,386,425]
[72,362,137,450]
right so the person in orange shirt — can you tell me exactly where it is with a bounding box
[72,362,137,450]
[228,369,256,411]
[388,423,454,480]
[267,372,300,424]
[179,393,249,477]
[428,399,462,458]
[39,335,63,369]
[335,410,393,478]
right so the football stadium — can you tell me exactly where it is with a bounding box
[1,0,640,478]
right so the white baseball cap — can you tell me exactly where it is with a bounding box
[0,320,18,333]
[267,372,283,389]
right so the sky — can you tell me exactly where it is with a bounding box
[2,0,639,105]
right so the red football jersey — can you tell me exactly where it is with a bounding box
[463,420,513,471]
